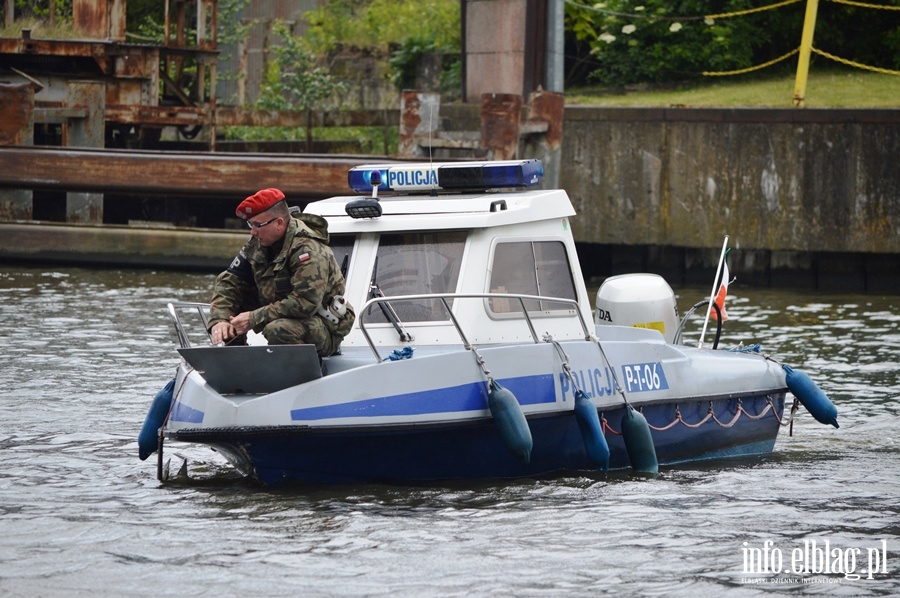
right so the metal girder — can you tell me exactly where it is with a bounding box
[0,146,397,198]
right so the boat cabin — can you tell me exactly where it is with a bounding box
[303,160,596,354]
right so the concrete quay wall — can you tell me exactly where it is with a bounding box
[559,107,900,290]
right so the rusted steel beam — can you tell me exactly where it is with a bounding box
[0,146,396,198]
[0,82,34,145]
[527,90,564,149]
[0,38,215,75]
[480,93,522,160]
[104,104,207,126]
[213,107,397,128]
[100,106,397,129]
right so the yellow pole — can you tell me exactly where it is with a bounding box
[793,0,821,107]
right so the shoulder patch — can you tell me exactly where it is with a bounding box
[226,249,254,281]
[297,252,311,262]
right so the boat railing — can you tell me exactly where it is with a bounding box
[358,293,593,362]
[167,302,212,349]
[166,294,592,358]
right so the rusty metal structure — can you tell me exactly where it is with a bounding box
[0,0,218,147]
[1,0,219,146]
[398,89,564,188]
[0,0,222,223]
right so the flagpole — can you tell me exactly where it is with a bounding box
[699,235,729,349]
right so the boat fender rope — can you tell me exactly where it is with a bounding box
[787,398,800,436]
[594,340,627,401]
[466,343,531,462]
[649,407,683,431]
[737,398,774,421]
[592,338,658,473]
[782,364,839,428]
[545,336,610,470]
[669,407,713,430]
[470,347,492,384]
[709,401,743,428]
[545,336,579,394]
[762,354,839,429]
[600,415,621,436]
[602,396,795,434]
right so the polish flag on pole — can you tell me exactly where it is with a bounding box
[698,236,730,348]
[709,260,729,322]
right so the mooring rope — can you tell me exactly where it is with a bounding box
[600,395,799,435]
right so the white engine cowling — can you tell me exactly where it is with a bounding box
[595,273,678,342]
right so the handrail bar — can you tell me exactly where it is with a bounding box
[358,293,592,362]
[167,301,212,349]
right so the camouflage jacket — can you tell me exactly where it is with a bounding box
[208,213,349,334]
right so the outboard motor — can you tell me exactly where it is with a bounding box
[595,274,678,343]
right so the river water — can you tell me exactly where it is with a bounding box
[0,265,897,597]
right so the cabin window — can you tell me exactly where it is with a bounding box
[489,241,577,313]
[330,234,355,279]
[367,231,466,322]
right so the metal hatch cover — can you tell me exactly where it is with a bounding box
[177,345,322,395]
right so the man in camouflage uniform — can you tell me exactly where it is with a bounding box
[208,188,354,356]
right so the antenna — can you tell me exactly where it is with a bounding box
[428,102,437,196]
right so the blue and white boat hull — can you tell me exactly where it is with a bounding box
[164,334,788,484]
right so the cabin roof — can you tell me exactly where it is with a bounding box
[305,188,576,234]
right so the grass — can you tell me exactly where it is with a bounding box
[566,68,900,108]
[0,18,80,39]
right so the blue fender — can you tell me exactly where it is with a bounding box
[783,365,839,428]
[138,378,175,461]
[621,404,659,474]
[488,381,533,464]
[573,390,610,471]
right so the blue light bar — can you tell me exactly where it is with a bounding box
[348,160,543,193]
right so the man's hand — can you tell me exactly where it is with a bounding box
[210,321,236,345]
[230,311,252,335]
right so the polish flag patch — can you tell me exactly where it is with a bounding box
[297,252,311,262]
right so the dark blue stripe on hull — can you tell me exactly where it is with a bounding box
[290,374,555,421]
[187,394,786,484]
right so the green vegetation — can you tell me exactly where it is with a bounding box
[256,21,347,114]
[388,35,461,99]
[302,0,460,56]
[566,69,900,108]
[565,0,900,88]
[0,16,75,38]
[303,0,461,96]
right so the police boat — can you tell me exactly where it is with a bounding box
[139,159,838,484]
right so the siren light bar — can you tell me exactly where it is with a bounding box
[347,159,544,194]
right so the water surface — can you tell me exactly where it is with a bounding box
[0,267,897,596]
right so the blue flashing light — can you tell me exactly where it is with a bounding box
[347,160,544,193]
[348,167,390,193]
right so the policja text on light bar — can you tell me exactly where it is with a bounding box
[347,159,544,194]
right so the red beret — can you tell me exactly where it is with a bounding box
[236,188,285,218]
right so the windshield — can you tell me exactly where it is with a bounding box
[367,231,466,323]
